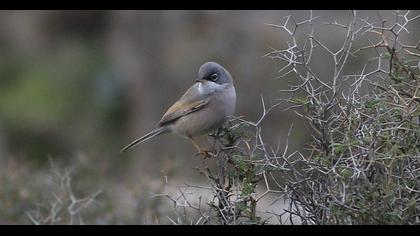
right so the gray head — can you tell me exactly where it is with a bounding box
[196,62,233,85]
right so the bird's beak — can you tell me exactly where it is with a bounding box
[195,78,205,83]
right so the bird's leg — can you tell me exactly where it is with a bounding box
[188,136,215,159]
[189,136,202,152]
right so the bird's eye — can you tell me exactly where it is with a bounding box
[210,73,218,81]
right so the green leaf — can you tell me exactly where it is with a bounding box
[330,143,346,154]
[365,99,381,108]
[242,180,255,196]
[290,96,309,105]
[391,75,405,83]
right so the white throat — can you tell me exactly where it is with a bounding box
[197,81,230,95]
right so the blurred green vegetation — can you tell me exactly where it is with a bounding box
[0,40,128,163]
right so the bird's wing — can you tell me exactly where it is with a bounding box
[158,85,209,126]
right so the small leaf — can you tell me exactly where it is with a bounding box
[391,75,405,83]
[330,143,346,154]
[365,99,381,108]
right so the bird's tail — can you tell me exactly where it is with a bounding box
[120,126,169,153]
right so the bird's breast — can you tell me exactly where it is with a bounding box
[171,84,236,137]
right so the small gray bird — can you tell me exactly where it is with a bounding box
[120,62,236,157]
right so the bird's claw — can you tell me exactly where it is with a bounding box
[196,150,216,159]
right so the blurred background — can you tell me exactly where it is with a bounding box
[0,10,418,224]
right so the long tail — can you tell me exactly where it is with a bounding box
[120,126,168,153]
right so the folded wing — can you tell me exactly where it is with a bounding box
[158,85,209,126]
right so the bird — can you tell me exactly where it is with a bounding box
[120,61,236,158]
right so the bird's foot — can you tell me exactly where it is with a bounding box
[196,149,216,159]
